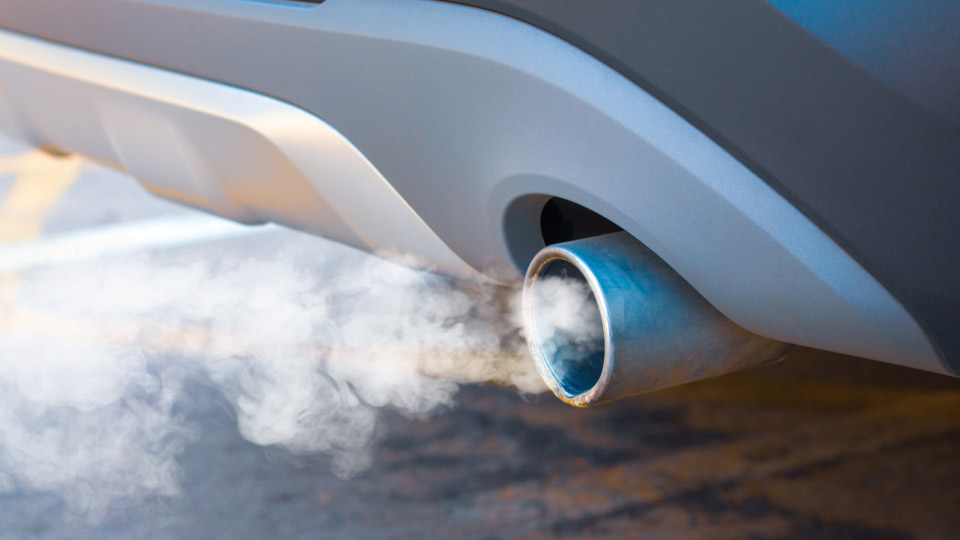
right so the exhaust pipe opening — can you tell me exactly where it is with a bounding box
[529,258,606,398]
[523,231,792,407]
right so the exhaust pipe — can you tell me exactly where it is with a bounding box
[522,232,791,407]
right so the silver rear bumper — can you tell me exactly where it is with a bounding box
[0,0,946,374]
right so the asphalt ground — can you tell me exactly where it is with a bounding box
[0,138,959,539]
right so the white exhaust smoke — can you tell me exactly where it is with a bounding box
[0,235,544,520]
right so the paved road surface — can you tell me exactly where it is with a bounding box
[0,139,959,539]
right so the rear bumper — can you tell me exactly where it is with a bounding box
[0,0,950,375]
[0,29,477,278]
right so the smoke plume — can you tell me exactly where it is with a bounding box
[0,236,543,520]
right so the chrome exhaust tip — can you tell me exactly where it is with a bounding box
[522,232,791,407]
